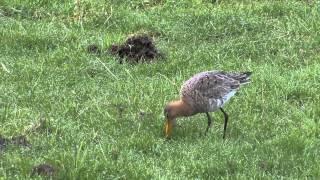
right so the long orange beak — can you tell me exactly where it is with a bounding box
[164,119,173,138]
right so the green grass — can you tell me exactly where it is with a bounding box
[1,0,320,179]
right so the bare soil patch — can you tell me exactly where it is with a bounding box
[109,34,163,63]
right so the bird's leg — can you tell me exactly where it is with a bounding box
[205,112,213,135]
[220,108,229,139]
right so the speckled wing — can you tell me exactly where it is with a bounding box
[180,71,240,112]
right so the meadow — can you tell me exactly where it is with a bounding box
[1,0,320,179]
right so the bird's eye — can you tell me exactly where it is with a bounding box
[164,107,170,118]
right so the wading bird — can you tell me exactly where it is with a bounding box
[164,71,252,139]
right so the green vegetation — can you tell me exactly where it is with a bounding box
[1,0,320,179]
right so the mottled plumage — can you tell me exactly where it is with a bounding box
[164,70,252,139]
[180,71,251,113]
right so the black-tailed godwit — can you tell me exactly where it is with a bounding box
[164,71,252,139]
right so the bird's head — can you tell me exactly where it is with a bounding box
[163,102,177,139]
[163,100,193,139]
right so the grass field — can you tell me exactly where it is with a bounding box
[1,0,320,179]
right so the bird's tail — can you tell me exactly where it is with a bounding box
[233,71,252,84]
[240,72,252,84]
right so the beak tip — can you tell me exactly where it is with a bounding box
[164,119,172,139]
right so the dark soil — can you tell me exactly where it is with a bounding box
[109,34,163,63]
[31,163,56,177]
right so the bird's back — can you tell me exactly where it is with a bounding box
[180,71,251,113]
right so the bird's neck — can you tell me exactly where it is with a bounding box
[171,99,194,118]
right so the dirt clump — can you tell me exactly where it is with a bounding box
[109,34,163,63]
[31,163,56,177]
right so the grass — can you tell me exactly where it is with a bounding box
[1,0,320,179]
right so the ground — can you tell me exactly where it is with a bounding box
[0,0,320,179]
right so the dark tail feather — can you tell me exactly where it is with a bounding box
[243,72,252,77]
[239,71,252,84]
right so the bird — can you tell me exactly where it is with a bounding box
[164,70,252,139]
